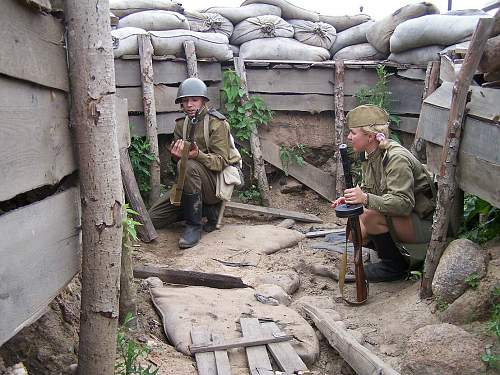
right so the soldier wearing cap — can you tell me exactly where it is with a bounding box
[149,78,241,248]
[332,104,436,282]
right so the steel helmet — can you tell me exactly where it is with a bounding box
[175,77,209,104]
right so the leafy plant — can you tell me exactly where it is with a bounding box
[129,136,156,202]
[464,272,481,290]
[238,184,262,205]
[409,270,422,281]
[460,194,500,244]
[482,287,500,369]
[279,144,306,176]
[123,204,142,245]
[116,313,158,375]
[435,297,449,312]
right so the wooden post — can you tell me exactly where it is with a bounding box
[183,40,198,78]
[234,57,271,206]
[334,60,345,198]
[64,1,123,374]
[420,17,494,299]
[410,61,440,162]
[138,34,161,206]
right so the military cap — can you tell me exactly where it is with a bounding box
[346,104,389,128]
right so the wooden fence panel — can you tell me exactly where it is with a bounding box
[129,112,182,136]
[0,188,81,346]
[246,68,334,94]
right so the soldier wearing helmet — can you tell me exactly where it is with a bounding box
[149,78,241,248]
[332,104,436,282]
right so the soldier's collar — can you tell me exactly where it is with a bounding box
[364,147,383,161]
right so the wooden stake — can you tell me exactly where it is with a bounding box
[138,34,161,206]
[183,40,198,78]
[420,17,494,299]
[233,57,271,206]
[334,60,345,198]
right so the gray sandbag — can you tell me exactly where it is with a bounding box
[150,30,233,61]
[288,20,336,50]
[241,0,319,21]
[230,15,294,46]
[111,27,148,58]
[333,43,388,61]
[329,20,374,55]
[366,2,440,54]
[390,14,485,53]
[109,0,183,18]
[184,11,234,38]
[445,9,487,16]
[388,45,443,65]
[319,14,371,32]
[239,37,330,61]
[479,34,500,73]
[202,4,282,24]
[117,10,189,31]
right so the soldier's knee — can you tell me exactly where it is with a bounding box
[185,159,204,177]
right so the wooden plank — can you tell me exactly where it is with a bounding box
[211,333,232,375]
[240,318,273,375]
[129,112,181,136]
[115,96,131,150]
[440,55,461,83]
[256,93,334,113]
[396,68,427,81]
[391,116,419,135]
[0,188,81,346]
[191,327,217,375]
[114,59,222,87]
[190,334,292,353]
[0,0,68,91]
[261,322,308,373]
[226,202,323,223]
[0,76,75,201]
[260,138,336,201]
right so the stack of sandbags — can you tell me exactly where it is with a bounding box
[319,14,371,32]
[230,15,294,45]
[117,10,189,30]
[288,20,336,50]
[111,27,148,58]
[329,20,374,58]
[184,11,234,38]
[201,4,282,24]
[109,0,183,17]
[239,37,331,61]
[240,0,319,21]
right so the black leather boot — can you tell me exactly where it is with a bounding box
[178,192,202,249]
[203,202,221,233]
[364,232,408,282]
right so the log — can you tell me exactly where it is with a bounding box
[183,40,198,78]
[138,34,161,205]
[420,17,494,299]
[225,201,322,223]
[133,264,249,289]
[334,60,346,198]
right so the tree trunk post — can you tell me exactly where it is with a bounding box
[138,34,161,206]
[420,17,494,299]
[334,60,346,198]
[183,40,198,78]
[64,1,123,374]
[233,57,271,206]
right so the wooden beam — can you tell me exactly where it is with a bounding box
[183,40,198,78]
[129,112,181,136]
[191,327,217,375]
[334,60,346,198]
[240,318,274,375]
[211,333,232,375]
[225,201,322,223]
[190,333,293,354]
[256,93,333,113]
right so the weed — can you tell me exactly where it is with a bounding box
[435,297,449,312]
[409,270,422,281]
[129,136,156,203]
[464,272,481,290]
[460,194,500,244]
[279,144,306,176]
[481,287,500,369]
[238,184,262,205]
[123,204,142,245]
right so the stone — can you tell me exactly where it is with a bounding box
[254,271,301,295]
[401,323,486,375]
[280,177,303,194]
[432,239,488,303]
[255,284,292,306]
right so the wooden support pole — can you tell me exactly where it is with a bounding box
[138,34,161,206]
[234,57,271,206]
[334,60,345,198]
[420,17,494,299]
[183,40,198,78]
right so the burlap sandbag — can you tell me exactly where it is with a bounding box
[319,13,371,32]
[366,2,439,54]
[150,30,233,61]
[479,35,500,73]
[445,9,487,16]
[230,15,294,46]
[202,4,282,24]
[109,0,183,18]
[240,37,330,61]
[288,19,336,50]
[388,45,443,65]
[111,26,148,58]
[241,0,319,21]
[390,14,485,53]
[329,20,374,55]
[184,11,233,38]
[333,43,388,61]
[117,10,189,31]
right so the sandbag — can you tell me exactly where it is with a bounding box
[329,20,374,55]
[288,19,336,50]
[333,43,388,61]
[150,30,233,61]
[390,14,485,53]
[111,27,148,58]
[366,2,439,54]
[388,45,443,65]
[239,37,330,61]
[445,9,487,16]
[117,10,189,31]
[184,11,233,38]
[109,0,183,18]
[479,35,500,73]
[319,13,371,32]
[241,0,319,21]
[230,15,294,45]
[202,4,282,24]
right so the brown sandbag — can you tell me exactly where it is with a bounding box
[333,43,388,61]
[117,10,189,31]
[240,37,330,61]
[202,4,282,24]
[184,11,234,38]
[288,19,336,50]
[109,0,183,18]
[241,0,319,21]
[329,20,374,55]
[111,26,148,58]
[230,15,294,45]
[366,2,439,54]
[318,14,371,32]
[388,45,443,66]
[479,35,500,74]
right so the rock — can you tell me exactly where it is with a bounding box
[255,284,292,306]
[4,363,28,375]
[255,271,300,295]
[280,177,303,194]
[432,239,488,303]
[401,323,486,375]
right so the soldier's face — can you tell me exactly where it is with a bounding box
[348,128,373,153]
[181,96,205,118]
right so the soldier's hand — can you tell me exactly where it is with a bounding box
[170,139,184,159]
[344,185,367,205]
[331,196,346,208]
[188,143,199,159]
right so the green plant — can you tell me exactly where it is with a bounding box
[221,69,273,141]
[464,272,481,290]
[460,194,500,244]
[238,184,262,205]
[123,204,142,245]
[409,270,422,281]
[116,313,158,375]
[435,297,449,312]
[129,136,156,202]
[482,287,500,369]
[279,144,306,176]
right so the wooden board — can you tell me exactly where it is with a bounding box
[115,59,222,87]
[240,318,273,375]
[226,201,322,223]
[115,95,131,149]
[391,116,419,135]
[0,188,81,346]
[129,112,181,136]
[211,333,232,375]
[191,327,217,375]
[0,0,68,91]
[256,93,334,113]
[0,76,75,201]
[440,55,461,83]
[260,138,336,201]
